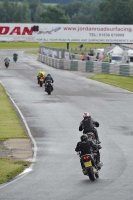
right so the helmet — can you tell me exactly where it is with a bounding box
[80,134,88,142]
[83,112,90,118]
[48,74,51,76]
[86,132,94,138]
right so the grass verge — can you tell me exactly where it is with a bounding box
[0,159,31,184]
[0,84,31,184]
[0,42,109,49]
[24,50,38,54]
[89,74,133,92]
[0,84,28,140]
[0,42,40,49]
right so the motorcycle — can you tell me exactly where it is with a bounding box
[5,62,9,68]
[45,81,53,95]
[13,56,18,62]
[78,151,102,181]
[38,75,45,87]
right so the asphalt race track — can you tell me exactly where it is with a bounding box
[0,49,133,200]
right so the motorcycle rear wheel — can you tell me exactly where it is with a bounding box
[47,87,51,95]
[87,167,96,181]
[40,82,43,87]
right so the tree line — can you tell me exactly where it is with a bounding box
[0,0,133,24]
[6,0,94,3]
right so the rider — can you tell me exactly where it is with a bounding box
[13,53,18,62]
[44,74,54,90]
[4,57,10,63]
[79,112,101,144]
[75,134,101,172]
[37,69,46,83]
[13,53,18,57]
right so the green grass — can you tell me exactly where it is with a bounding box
[0,42,40,49]
[0,158,31,184]
[89,74,133,92]
[25,50,38,54]
[41,42,109,49]
[0,84,31,184]
[0,84,28,140]
[0,42,109,49]
[71,50,93,54]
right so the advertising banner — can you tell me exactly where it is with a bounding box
[0,23,133,43]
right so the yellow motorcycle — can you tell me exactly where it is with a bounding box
[38,74,45,87]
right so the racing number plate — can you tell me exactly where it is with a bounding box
[40,78,43,81]
[84,161,92,167]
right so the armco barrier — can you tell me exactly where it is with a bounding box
[130,67,133,76]
[86,61,94,72]
[37,54,133,76]
[110,64,119,75]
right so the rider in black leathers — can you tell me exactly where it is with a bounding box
[13,53,18,61]
[75,134,101,170]
[44,74,54,90]
[79,112,101,144]
[13,53,18,57]
[75,134,97,156]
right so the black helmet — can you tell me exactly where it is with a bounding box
[80,134,88,142]
[47,74,51,76]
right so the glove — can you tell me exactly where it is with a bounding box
[95,122,99,127]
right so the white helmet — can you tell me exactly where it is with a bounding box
[83,112,90,118]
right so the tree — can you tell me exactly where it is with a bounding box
[40,6,70,23]
[12,5,23,22]
[88,0,101,24]
[99,0,133,24]
[34,4,45,22]
[71,3,91,24]
[59,2,83,19]
[21,0,31,22]
[2,0,13,22]
[29,2,40,22]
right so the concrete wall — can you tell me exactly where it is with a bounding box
[37,54,133,76]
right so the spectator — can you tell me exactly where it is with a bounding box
[86,53,90,61]
[96,52,100,60]
[81,53,85,61]
[101,54,105,62]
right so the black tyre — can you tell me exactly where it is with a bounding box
[47,87,51,95]
[87,167,96,181]
[40,82,43,87]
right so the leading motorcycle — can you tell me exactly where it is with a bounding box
[38,74,45,87]
[13,56,18,62]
